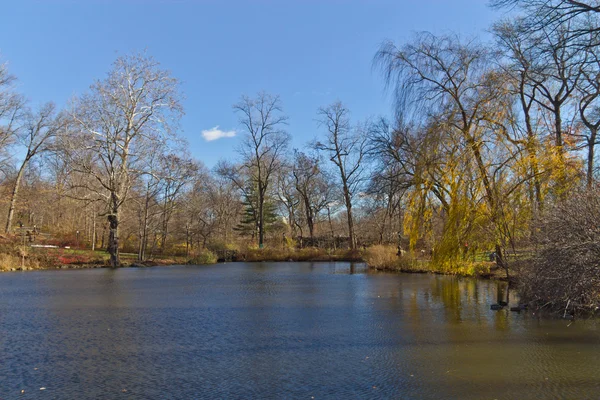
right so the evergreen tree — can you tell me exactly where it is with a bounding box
[234,185,279,240]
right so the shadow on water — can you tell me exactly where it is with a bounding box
[0,262,599,399]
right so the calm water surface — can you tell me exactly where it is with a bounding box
[1,262,599,399]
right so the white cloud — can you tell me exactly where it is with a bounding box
[201,126,236,142]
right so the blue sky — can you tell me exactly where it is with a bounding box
[0,0,502,167]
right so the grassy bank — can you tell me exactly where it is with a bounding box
[235,245,501,278]
[0,245,188,272]
[0,241,501,279]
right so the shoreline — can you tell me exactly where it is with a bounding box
[0,257,509,281]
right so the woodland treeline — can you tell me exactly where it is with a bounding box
[1,0,599,279]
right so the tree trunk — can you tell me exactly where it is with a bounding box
[346,205,356,250]
[303,197,315,240]
[92,210,96,252]
[327,207,334,239]
[138,192,150,261]
[554,107,563,150]
[587,129,597,188]
[185,224,190,257]
[524,110,542,211]
[160,193,169,253]
[342,187,356,250]
[258,195,265,248]
[107,204,120,268]
[495,243,509,280]
[5,159,28,234]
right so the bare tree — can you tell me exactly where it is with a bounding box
[314,102,368,250]
[292,150,332,240]
[63,52,183,267]
[5,103,61,233]
[531,24,583,155]
[492,0,600,52]
[493,0,600,16]
[158,153,199,253]
[493,19,547,210]
[188,169,241,249]
[575,47,600,187]
[135,147,164,261]
[367,118,414,244]
[276,162,300,237]
[0,61,25,179]
[233,92,290,248]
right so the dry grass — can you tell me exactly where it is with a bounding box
[0,251,43,271]
[240,246,362,263]
[362,245,399,269]
[0,253,21,271]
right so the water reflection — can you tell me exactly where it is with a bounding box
[0,263,599,399]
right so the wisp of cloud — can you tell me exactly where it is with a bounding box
[202,126,236,142]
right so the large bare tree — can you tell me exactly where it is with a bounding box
[63,52,183,267]
[314,102,368,250]
[232,92,289,248]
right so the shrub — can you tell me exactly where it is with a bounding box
[519,190,600,315]
[189,249,218,265]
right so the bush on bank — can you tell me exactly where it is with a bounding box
[188,249,218,265]
[519,191,600,316]
[361,244,491,276]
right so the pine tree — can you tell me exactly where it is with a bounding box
[234,185,279,241]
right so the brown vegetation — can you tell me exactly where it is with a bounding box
[518,191,600,315]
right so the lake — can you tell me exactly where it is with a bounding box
[1,262,599,399]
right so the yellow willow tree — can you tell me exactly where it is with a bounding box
[369,112,491,268]
[404,119,492,270]
[375,33,538,276]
